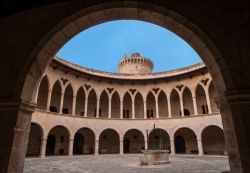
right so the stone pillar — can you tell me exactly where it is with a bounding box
[167,99,172,117]
[180,95,184,117]
[170,139,175,155]
[96,99,100,118]
[144,101,147,119]
[95,140,99,155]
[120,140,124,154]
[68,138,74,156]
[145,137,148,150]
[0,99,35,173]
[216,91,250,173]
[197,138,203,156]
[59,91,64,114]
[156,100,159,118]
[108,98,111,119]
[132,99,135,119]
[84,97,88,117]
[72,95,76,115]
[120,101,123,119]
[46,89,52,112]
[192,94,198,115]
[205,90,212,114]
[39,138,47,158]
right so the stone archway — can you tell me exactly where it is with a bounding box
[202,126,225,155]
[99,129,120,154]
[123,129,145,153]
[0,1,249,172]
[45,126,70,156]
[73,128,95,155]
[174,128,198,154]
[148,128,170,152]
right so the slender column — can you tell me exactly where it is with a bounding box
[197,138,204,156]
[170,138,175,155]
[155,100,159,118]
[120,140,124,154]
[95,140,99,155]
[59,91,64,114]
[144,101,147,119]
[145,136,148,150]
[180,95,184,117]
[192,94,198,115]
[39,138,47,158]
[205,90,212,114]
[132,98,135,119]
[68,138,74,156]
[84,97,88,117]
[72,95,76,115]
[108,98,111,118]
[120,101,123,119]
[96,99,100,118]
[167,99,172,117]
[46,89,52,111]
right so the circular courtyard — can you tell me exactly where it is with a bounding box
[24,155,229,173]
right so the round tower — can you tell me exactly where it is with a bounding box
[118,53,154,74]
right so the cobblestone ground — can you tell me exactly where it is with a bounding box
[24,154,230,173]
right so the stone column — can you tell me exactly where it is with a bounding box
[59,91,64,114]
[170,138,175,155]
[192,94,198,115]
[167,99,172,117]
[145,137,148,150]
[120,140,124,154]
[95,140,99,155]
[156,100,159,118]
[205,90,212,114]
[144,101,147,119]
[72,95,76,115]
[0,99,35,173]
[84,97,88,117]
[39,138,47,158]
[96,99,100,118]
[180,95,184,117]
[132,98,135,119]
[197,138,204,156]
[68,138,74,156]
[46,89,52,112]
[108,98,111,119]
[120,101,123,119]
[216,91,250,173]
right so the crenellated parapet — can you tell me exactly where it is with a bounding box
[118,53,153,74]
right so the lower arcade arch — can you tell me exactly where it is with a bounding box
[148,129,170,152]
[123,129,145,153]
[174,128,198,154]
[45,126,70,156]
[202,126,225,155]
[99,129,120,154]
[26,123,43,157]
[73,128,95,155]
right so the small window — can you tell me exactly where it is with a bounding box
[202,105,208,114]
[50,106,57,112]
[62,108,68,114]
[80,111,84,116]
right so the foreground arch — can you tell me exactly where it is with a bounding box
[202,126,225,155]
[99,129,120,154]
[1,1,250,172]
[123,129,145,153]
[45,126,70,156]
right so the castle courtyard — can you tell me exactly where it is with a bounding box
[24,155,229,173]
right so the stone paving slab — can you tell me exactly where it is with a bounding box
[24,154,230,173]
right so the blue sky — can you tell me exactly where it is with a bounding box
[57,20,202,73]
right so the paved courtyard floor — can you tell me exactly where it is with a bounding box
[24,154,230,173]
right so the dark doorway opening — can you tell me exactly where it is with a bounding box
[73,133,84,154]
[124,139,129,153]
[46,135,56,155]
[175,136,186,153]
